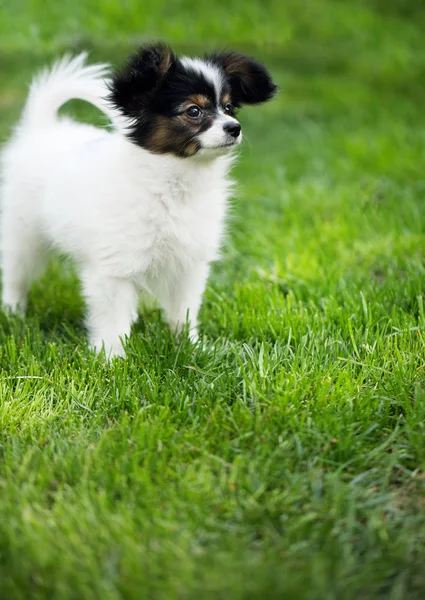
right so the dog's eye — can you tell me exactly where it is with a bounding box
[186,105,202,118]
[223,104,233,115]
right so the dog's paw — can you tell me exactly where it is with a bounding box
[2,297,27,316]
[90,339,127,360]
[189,328,199,344]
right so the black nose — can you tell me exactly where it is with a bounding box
[223,121,241,138]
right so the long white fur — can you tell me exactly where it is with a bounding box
[0,54,236,357]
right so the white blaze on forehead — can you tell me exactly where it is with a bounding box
[180,57,224,101]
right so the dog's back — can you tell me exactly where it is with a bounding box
[0,54,115,313]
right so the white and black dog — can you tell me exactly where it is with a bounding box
[0,44,276,357]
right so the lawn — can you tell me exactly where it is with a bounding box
[1,1,425,598]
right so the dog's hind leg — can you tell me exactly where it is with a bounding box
[0,203,48,314]
[1,227,47,313]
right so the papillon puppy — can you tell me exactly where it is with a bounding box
[0,44,276,357]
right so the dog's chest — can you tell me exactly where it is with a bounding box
[148,189,221,267]
[121,178,227,277]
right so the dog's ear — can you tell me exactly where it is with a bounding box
[109,44,175,116]
[208,52,277,106]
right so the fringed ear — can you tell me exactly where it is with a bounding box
[109,44,175,117]
[208,52,277,106]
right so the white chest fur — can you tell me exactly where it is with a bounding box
[95,144,235,283]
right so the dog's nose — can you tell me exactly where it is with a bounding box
[223,122,241,138]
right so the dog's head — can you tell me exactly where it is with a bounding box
[108,44,277,158]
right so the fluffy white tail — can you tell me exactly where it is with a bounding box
[21,52,121,129]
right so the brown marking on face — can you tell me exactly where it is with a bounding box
[145,114,204,158]
[146,116,173,154]
[183,141,201,157]
[222,92,231,106]
[186,94,212,109]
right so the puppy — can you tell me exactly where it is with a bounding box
[0,45,276,357]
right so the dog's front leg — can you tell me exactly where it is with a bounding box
[163,262,210,342]
[81,270,139,359]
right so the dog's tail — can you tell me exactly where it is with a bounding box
[20,52,122,129]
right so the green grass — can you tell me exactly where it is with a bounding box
[1,1,425,598]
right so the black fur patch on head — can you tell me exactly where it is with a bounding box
[109,44,176,117]
[153,63,219,115]
[108,44,225,157]
[206,52,277,106]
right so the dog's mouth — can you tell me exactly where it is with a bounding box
[212,139,241,150]
[199,142,239,155]
[195,141,238,158]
